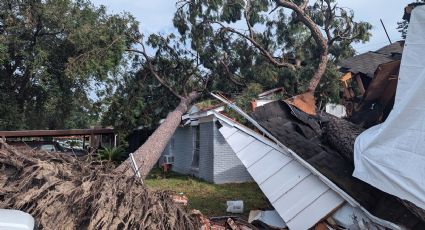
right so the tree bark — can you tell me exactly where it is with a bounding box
[323,116,425,222]
[114,91,200,178]
[274,0,329,92]
[322,116,365,162]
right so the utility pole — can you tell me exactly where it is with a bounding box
[380,19,392,44]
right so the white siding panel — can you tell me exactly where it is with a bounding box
[274,174,329,222]
[261,160,311,203]
[218,120,344,230]
[287,189,344,230]
[236,141,273,168]
[248,149,292,184]
[226,130,255,153]
[219,124,238,139]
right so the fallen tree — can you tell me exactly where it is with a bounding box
[0,140,199,229]
[322,116,425,222]
[115,0,372,180]
[114,39,205,178]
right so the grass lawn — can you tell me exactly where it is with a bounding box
[145,168,271,218]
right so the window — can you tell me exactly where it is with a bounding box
[191,125,200,168]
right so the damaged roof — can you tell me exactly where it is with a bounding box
[340,41,404,78]
[215,112,344,230]
[251,101,425,230]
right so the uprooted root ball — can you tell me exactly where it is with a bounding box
[0,143,199,229]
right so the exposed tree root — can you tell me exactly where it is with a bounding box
[0,141,199,230]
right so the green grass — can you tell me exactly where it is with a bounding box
[145,168,271,217]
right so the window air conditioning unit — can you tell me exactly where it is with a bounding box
[163,155,175,164]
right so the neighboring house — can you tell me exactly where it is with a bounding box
[160,105,253,184]
[339,41,404,127]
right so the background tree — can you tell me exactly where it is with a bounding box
[0,0,137,130]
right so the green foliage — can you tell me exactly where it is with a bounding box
[105,0,372,142]
[101,69,180,138]
[195,99,219,110]
[398,1,425,39]
[98,146,126,162]
[0,0,137,130]
[224,83,263,124]
[173,0,372,105]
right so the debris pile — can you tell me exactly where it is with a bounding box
[0,141,199,229]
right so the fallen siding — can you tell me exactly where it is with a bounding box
[217,115,344,230]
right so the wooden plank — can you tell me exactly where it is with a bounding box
[355,75,366,96]
[340,72,352,82]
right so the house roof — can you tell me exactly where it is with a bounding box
[251,101,425,229]
[215,112,344,229]
[340,41,404,78]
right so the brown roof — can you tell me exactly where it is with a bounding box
[340,41,404,78]
[375,41,404,56]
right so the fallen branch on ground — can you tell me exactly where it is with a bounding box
[0,140,199,229]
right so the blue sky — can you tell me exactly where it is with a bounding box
[91,0,412,53]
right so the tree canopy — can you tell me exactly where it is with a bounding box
[102,0,373,139]
[1,0,373,138]
[0,0,137,130]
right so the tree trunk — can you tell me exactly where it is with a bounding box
[114,92,200,178]
[322,116,365,162]
[323,116,425,222]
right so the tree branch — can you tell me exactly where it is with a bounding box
[219,59,246,87]
[126,44,183,100]
[212,21,296,70]
[244,0,255,39]
[274,0,328,92]
[300,0,309,10]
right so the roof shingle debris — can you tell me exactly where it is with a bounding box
[252,101,425,230]
[340,41,404,78]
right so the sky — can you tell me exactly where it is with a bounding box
[91,0,413,54]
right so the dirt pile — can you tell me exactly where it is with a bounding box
[0,141,199,229]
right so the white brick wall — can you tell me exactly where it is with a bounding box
[161,121,253,184]
[162,127,193,174]
[213,121,254,184]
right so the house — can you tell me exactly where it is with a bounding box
[210,91,425,229]
[339,41,404,127]
[160,105,253,184]
[208,6,425,228]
